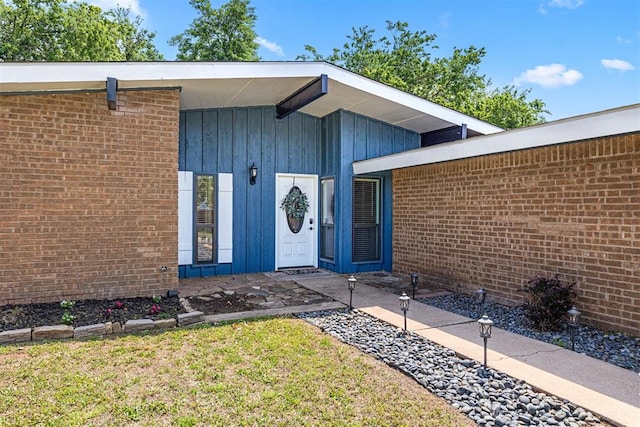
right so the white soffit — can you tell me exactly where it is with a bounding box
[353,104,640,175]
[0,61,502,134]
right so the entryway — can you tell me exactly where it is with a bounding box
[275,173,318,269]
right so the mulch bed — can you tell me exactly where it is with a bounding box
[0,292,263,332]
[0,297,186,332]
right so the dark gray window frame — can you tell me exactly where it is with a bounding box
[320,176,336,262]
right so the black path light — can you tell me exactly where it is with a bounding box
[411,273,418,299]
[347,275,357,310]
[476,288,487,318]
[567,306,581,351]
[399,292,410,333]
[478,314,494,370]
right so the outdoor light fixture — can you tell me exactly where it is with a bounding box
[476,287,487,318]
[399,292,410,333]
[567,306,581,351]
[411,273,418,299]
[478,314,494,370]
[249,163,258,185]
[347,275,357,310]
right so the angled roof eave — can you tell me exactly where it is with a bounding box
[0,61,501,136]
[353,104,640,175]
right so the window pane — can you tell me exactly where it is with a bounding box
[195,175,215,264]
[321,178,335,260]
[197,227,213,263]
[353,178,380,262]
[196,176,214,225]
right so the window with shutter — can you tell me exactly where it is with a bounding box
[195,175,216,264]
[352,178,380,262]
[320,178,335,260]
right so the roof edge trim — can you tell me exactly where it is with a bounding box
[353,104,640,174]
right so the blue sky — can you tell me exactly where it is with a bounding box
[90,0,639,121]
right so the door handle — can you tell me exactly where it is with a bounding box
[309,218,314,224]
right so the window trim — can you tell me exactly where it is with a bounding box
[193,173,217,265]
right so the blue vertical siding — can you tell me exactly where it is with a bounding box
[179,106,418,278]
[179,106,322,277]
[322,110,420,274]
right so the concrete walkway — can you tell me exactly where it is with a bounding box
[288,271,640,427]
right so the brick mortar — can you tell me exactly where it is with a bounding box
[392,133,640,334]
[0,90,180,304]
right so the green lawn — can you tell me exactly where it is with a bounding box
[0,318,474,426]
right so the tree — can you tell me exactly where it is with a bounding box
[108,7,163,61]
[0,0,163,61]
[169,0,259,61]
[298,21,547,129]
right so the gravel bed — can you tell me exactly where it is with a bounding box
[299,309,607,427]
[417,294,639,372]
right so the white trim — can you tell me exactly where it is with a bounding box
[177,171,193,265]
[0,61,501,135]
[217,173,233,264]
[353,104,640,174]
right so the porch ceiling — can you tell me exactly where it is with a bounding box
[0,61,502,135]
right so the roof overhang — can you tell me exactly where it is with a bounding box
[352,104,640,174]
[0,61,502,135]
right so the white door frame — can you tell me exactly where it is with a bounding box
[275,173,318,269]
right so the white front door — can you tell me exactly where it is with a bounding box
[276,174,318,269]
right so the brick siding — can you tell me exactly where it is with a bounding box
[0,90,180,304]
[393,133,640,334]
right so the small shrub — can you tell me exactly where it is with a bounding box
[152,295,162,304]
[521,274,576,331]
[61,311,75,325]
[60,300,76,310]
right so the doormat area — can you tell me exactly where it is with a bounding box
[280,268,320,275]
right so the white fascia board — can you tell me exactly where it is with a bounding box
[321,63,503,135]
[353,104,640,175]
[0,61,327,86]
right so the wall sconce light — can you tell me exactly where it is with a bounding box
[411,273,418,299]
[399,292,410,334]
[567,306,581,351]
[478,314,494,371]
[249,163,258,185]
[347,275,357,310]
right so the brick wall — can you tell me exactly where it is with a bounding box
[0,89,180,304]
[393,133,639,334]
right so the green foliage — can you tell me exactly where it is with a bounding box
[521,274,577,331]
[0,0,162,61]
[61,311,75,325]
[169,0,259,61]
[60,300,76,310]
[152,294,162,304]
[298,20,548,129]
[280,186,309,219]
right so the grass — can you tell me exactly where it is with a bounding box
[0,317,474,427]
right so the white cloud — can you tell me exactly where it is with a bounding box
[256,37,285,57]
[513,64,583,88]
[539,0,583,13]
[548,0,584,9]
[72,0,145,16]
[601,58,636,72]
[616,36,631,44]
